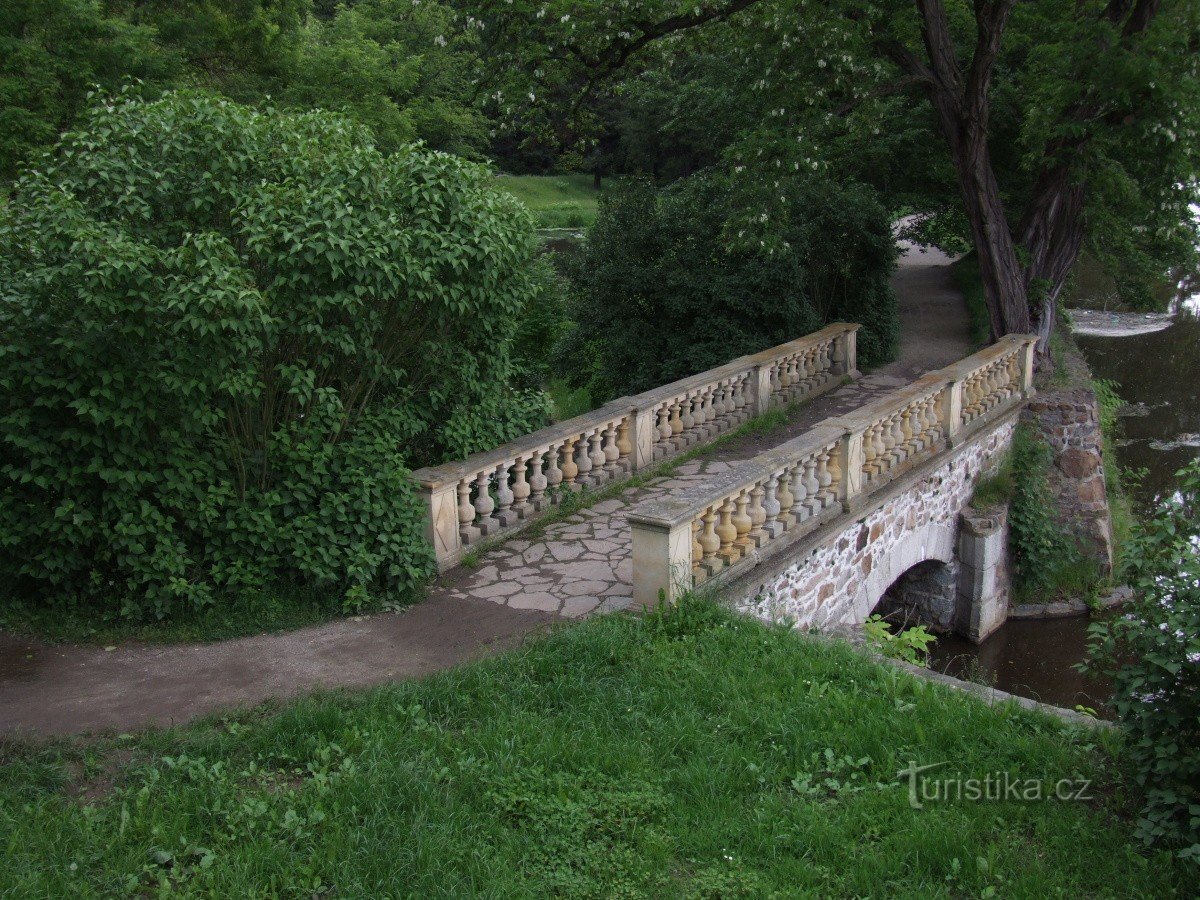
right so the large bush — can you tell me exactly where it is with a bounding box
[559,171,898,401]
[0,91,550,620]
[1086,459,1200,860]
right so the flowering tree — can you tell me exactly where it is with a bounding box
[461,0,1200,350]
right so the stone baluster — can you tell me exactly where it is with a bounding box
[602,423,619,473]
[770,362,783,395]
[616,419,632,466]
[561,436,579,489]
[716,497,739,562]
[699,507,721,571]
[748,483,767,547]
[473,469,495,533]
[457,479,475,540]
[816,449,832,504]
[587,429,605,481]
[669,400,684,440]
[779,358,794,392]
[656,405,672,443]
[692,519,703,574]
[763,473,783,537]
[826,444,842,496]
[545,442,564,497]
[776,465,795,523]
[732,490,753,551]
[494,461,516,526]
[529,449,548,510]
[889,412,906,463]
[802,455,820,514]
[511,454,531,517]
[864,422,881,479]
[699,388,714,432]
[681,395,696,436]
[791,460,809,520]
[575,431,594,483]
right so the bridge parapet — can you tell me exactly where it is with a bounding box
[412,323,860,571]
[629,335,1037,607]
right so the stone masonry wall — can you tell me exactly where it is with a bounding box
[1021,388,1113,571]
[734,420,1016,630]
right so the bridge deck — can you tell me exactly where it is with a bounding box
[430,372,916,618]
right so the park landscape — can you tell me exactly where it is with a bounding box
[1,0,1199,895]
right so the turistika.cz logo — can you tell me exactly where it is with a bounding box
[898,761,1094,809]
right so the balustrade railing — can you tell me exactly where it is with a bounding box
[628,334,1038,606]
[412,323,860,571]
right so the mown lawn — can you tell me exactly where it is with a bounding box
[0,599,1187,896]
[495,174,608,229]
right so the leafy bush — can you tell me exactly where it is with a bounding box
[1007,425,1086,597]
[558,171,898,401]
[0,91,550,620]
[862,614,936,666]
[1085,459,1200,860]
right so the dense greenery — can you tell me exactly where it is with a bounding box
[0,0,485,180]
[0,92,551,621]
[469,0,1200,334]
[1,597,1190,894]
[559,172,898,401]
[1086,459,1200,860]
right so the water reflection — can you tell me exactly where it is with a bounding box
[928,616,1115,717]
[1076,296,1200,506]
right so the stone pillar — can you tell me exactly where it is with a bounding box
[1021,389,1113,572]
[629,511,694,609]
[417,480,463,573]
[750,363,774,416]
[956,506,1011,643]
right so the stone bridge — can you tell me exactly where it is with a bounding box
[414,327,1038,644]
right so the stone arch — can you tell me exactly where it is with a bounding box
[848,520,957,626]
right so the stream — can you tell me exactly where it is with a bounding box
[927,295,1200,716]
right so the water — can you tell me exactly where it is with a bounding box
[928,295,1199,714]
[929,616,1115,716]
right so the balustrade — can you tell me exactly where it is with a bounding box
[413,323,861,571]
[629,334,1038,606]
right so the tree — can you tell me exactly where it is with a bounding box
[0,92,550,619]
[459,0,1200,350]
[0,0,177,180]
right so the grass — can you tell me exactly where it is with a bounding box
[494,174,608,229]
[0,596,1188,896]
[0,581,377,646]
[950,253,993,349]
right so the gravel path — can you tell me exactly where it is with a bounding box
[0,242,971,737]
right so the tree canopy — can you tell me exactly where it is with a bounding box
[464,0,1200,340]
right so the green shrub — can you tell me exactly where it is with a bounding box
[1008,426,1080,596]
[558,171,898,401]
[1084,459,1200,860]
[0,91,550,621]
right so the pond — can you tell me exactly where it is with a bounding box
[928,293,1200,716]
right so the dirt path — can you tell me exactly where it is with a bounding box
[0,243,971,738]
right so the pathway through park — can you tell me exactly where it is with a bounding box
[0,243,971,736]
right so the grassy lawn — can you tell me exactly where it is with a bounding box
[1,599,1187,896]
[495,174,608,229]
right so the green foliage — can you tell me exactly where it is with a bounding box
[2,597,1188,895]
[863,614,936,666]
[971,458,1015,510]
[951,253,995,348]
[1085,459,1200,860]
[1008,426,1079,597]
[280,0,487,157]
[0,0,179,180]
[560,171,897,401]
[0,92,550,621]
